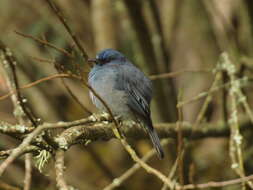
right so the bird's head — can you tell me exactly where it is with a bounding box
[88,49,127,66]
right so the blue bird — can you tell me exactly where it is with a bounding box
[88,49,164,159]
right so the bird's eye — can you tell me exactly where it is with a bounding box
[98,57,111,65]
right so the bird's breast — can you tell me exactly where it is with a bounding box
[88,67,130,117]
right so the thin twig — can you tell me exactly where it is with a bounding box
[177,76,250,107]
[161,92,185,190]
[0,180,20,190]
[181,174,253,189]
[118,137,174,188]
[193,71,222,129]
[44,0,90,66]
[149,69,212,80]
[15,31,72,57]
[103,140,170,190]
[29,56,56,64]
[0,73,71,101]
[0,146,39,159]
[61,78,91,114]
[236,89,253,124]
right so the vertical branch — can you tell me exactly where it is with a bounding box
[0,41,36,187]
[220,53,247,189]
[24,154,32,190]
[221,53,253,189]
[161,92,185,190]
[55,150,69,190]
[0,42,36,127]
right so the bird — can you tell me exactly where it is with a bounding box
[88,49,164,159]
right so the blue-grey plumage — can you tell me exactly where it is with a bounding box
[88,49,164,159]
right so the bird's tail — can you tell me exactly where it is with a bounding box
[146,119,164,159]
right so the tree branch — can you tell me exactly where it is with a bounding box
[55,150,69,190]
[24,154,32,190]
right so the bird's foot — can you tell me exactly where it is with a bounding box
[89,112,110,122]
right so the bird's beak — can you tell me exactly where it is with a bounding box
[88,58,98,65]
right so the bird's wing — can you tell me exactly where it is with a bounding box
[116,63,164,159]
[117,63,152,118]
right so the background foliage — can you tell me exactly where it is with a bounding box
[0,0,253,189]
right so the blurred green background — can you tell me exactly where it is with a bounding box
[0,0,253,189]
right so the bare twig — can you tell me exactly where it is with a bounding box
[0,180,20,190]
[161,92,185,190]
[181,174,253,189]
[0,73,71,101]
[44,0,90,66]
[161,153,181,190]
[149,69,211,80]
[177,76,250,107]
[192,71,222,129]
[61,78,91,114]
[29,56,55,64]
[15,31,72,57]
[0,146,39,159]
[235,87,253,124]
[103,139,170,190]
[119,137,174,188]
